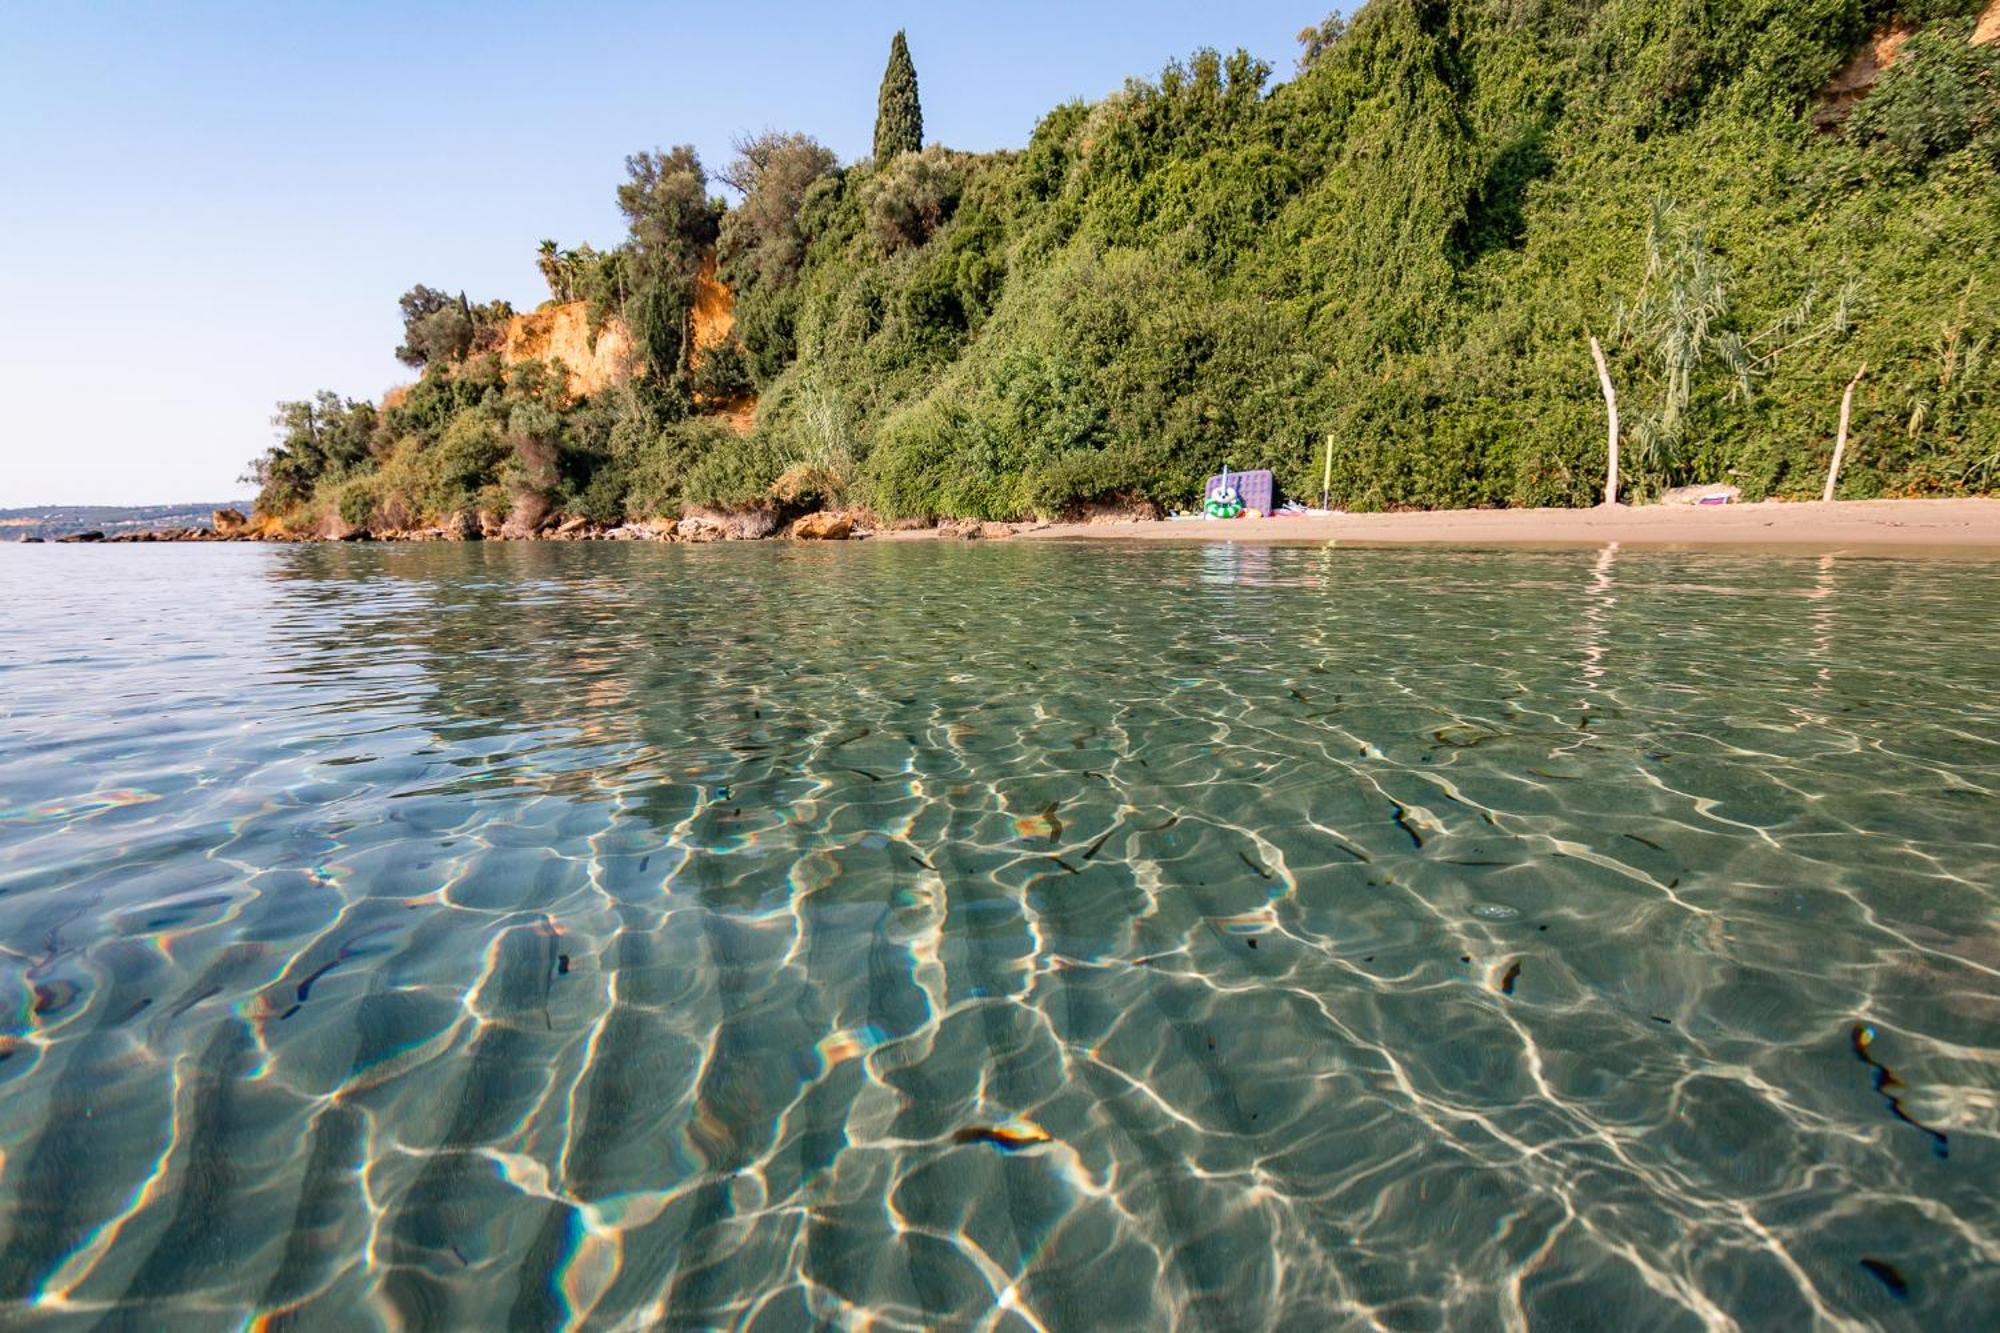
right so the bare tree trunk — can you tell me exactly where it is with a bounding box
[1589,335,1620,506]
[1823,364,1867,503]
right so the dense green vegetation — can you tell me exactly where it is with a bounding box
[250,2,2000,530]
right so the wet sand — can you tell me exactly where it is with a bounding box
[1013,498,2000,554]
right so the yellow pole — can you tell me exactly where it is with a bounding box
[1320,434,1333,511]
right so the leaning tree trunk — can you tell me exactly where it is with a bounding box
[1823,364,1867,503]
[1589,335,1620,506]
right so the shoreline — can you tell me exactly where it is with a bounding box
[1006,498,2000,555]
[18,498,2000,556]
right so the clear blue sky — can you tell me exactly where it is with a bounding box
[0,1,1324,506]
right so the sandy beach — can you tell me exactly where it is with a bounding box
[1010,498,2000,554]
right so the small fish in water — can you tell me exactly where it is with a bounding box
[1390,802,1425,849]
[1046,856,1080,876]
[1082,829,1114,861]
[1859,1257,1909,1299]
[1624,832,1664,852]
[1015,801,1063,841]
[557,954,571,976]
[1851,1024,1949,1158]
[952,1119,1053,1151]
[1497,960,1522,995]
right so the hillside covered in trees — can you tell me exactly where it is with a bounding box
[248,1,2000,534]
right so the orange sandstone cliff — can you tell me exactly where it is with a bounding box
[495,257,738,399]
[500,303,638,397]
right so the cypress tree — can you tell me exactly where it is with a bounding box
[873,30,923,163]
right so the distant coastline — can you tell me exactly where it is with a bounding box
[0,500,254,543]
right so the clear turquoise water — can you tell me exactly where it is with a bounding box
[1,541,1996,1331]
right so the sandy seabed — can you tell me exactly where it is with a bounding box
[1008,498,2000,555]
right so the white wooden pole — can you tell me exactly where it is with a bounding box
[1589,335,1620,507]
[1823,364,1867,503]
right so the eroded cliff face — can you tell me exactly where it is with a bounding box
[500,303,638,397]
[495,258,738,398]
[1816,1,2000,128]
[690,254,735,361]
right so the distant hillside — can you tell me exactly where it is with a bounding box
[248,1,2000,535]
[0,502,253,542]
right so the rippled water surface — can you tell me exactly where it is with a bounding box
[2,542,1997,1331]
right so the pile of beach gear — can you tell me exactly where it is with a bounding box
[1167,465,1341,521]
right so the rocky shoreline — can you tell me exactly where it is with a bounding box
[30,507,1039,545]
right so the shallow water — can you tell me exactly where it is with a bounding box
[1,541,1996,1331]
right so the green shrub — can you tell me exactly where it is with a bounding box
[335,477,378,528]
[860,148,968,254]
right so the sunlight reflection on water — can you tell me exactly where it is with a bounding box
[0,541,1996,1329]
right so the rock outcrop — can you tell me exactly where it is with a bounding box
[791,512,853,541]
[680,506,780,541]
[1817,4,2000,130]
[676,515,728,542]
